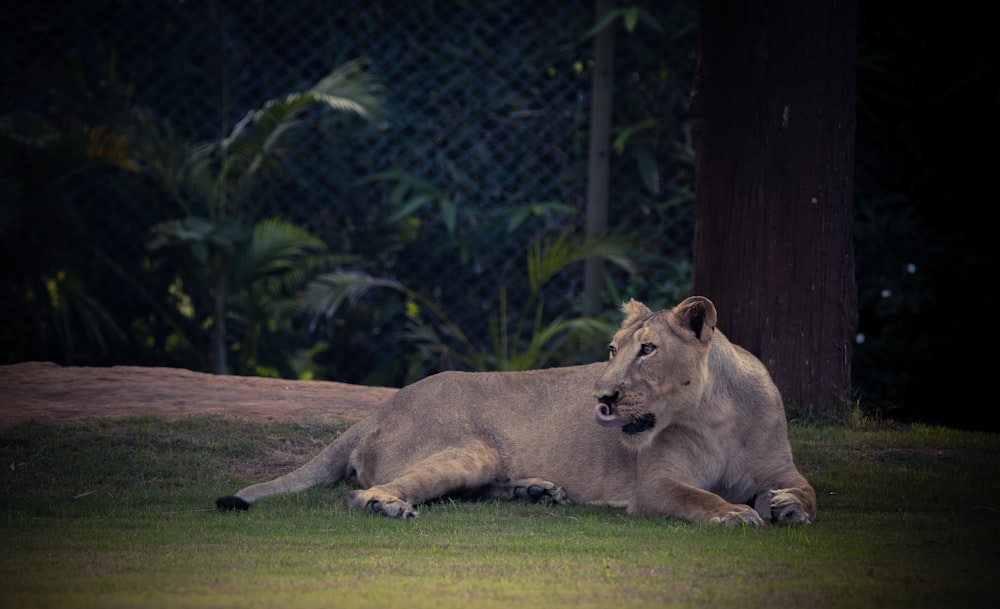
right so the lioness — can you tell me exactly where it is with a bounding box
[217,296,816,526]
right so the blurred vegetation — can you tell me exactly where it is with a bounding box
[137,59,383,375]
[2,1,995,429]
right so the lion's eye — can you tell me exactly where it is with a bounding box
[640,343,656,356]
[608,344,617,358]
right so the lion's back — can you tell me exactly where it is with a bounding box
[377,362,606,421]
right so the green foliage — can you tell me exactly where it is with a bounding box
[526,235,635,295]
[149,216,250,269]
[131,59,383,225]
[0,56,386,377]
[3,2,703,393]
[301,235,636,380]
[1,417,998,608]
[365,169,462,236]
[131,59,384,375]
[501,201,579,234]
[582,5,665,39]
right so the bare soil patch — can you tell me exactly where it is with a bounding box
[0,361,397,427]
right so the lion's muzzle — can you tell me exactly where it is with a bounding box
[594,401,626,427]
[594,394,656,435]
[594,392,626,428]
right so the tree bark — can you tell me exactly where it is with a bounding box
[583,0,616,317]
[691,0,858,417]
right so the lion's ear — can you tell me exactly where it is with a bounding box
[670,296,718,343]
[621,299,653,325]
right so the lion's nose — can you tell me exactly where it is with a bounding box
[594,390,619,407]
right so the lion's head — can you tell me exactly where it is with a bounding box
[592,296,717,450]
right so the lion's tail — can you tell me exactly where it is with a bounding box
[215,422,364,511]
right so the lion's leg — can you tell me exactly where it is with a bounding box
[486,477,570,504]
[216,424,363,511]
[346,439,503,519]
[753,476,817,524]
[631,480,767,526]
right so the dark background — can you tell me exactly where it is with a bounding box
[854,1,998,430]
[1,1,997,431]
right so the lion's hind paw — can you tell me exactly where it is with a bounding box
[709,503,766,527]
[216,496,251,511]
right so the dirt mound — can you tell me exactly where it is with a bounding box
[0,362,397,427]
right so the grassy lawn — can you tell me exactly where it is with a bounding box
[2,416,998,608]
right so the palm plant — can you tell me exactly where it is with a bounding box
[135,59,384,374]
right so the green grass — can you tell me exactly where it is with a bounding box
[2,416,998,609]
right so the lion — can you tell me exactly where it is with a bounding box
[216,296,816,526]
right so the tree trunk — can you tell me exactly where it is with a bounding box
[691,0,858,418]
[583,0,616,317]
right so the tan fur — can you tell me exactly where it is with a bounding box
[216,296,816,526]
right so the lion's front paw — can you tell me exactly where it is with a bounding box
[367,497,419,519]
[754,488,813,525]
[347,489,419,519]
[513,482,569,505]
[489,478,570,505]
[708,503,767,527]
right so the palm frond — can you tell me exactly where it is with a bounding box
[301,270,408,329]
[80,123,138,172]
[529,317,616,353]
[308,58,385,121]
[492,313,614,371]
[220,59,384,199]
[234,219,326,277]
[131,58,386,222]
[527,234,637,294]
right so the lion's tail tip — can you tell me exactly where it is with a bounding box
[215,496,251,511]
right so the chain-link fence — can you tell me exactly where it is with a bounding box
[4,1,697,385]
[4,0,978,424]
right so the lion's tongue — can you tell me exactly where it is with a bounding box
[594,403,626,428]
